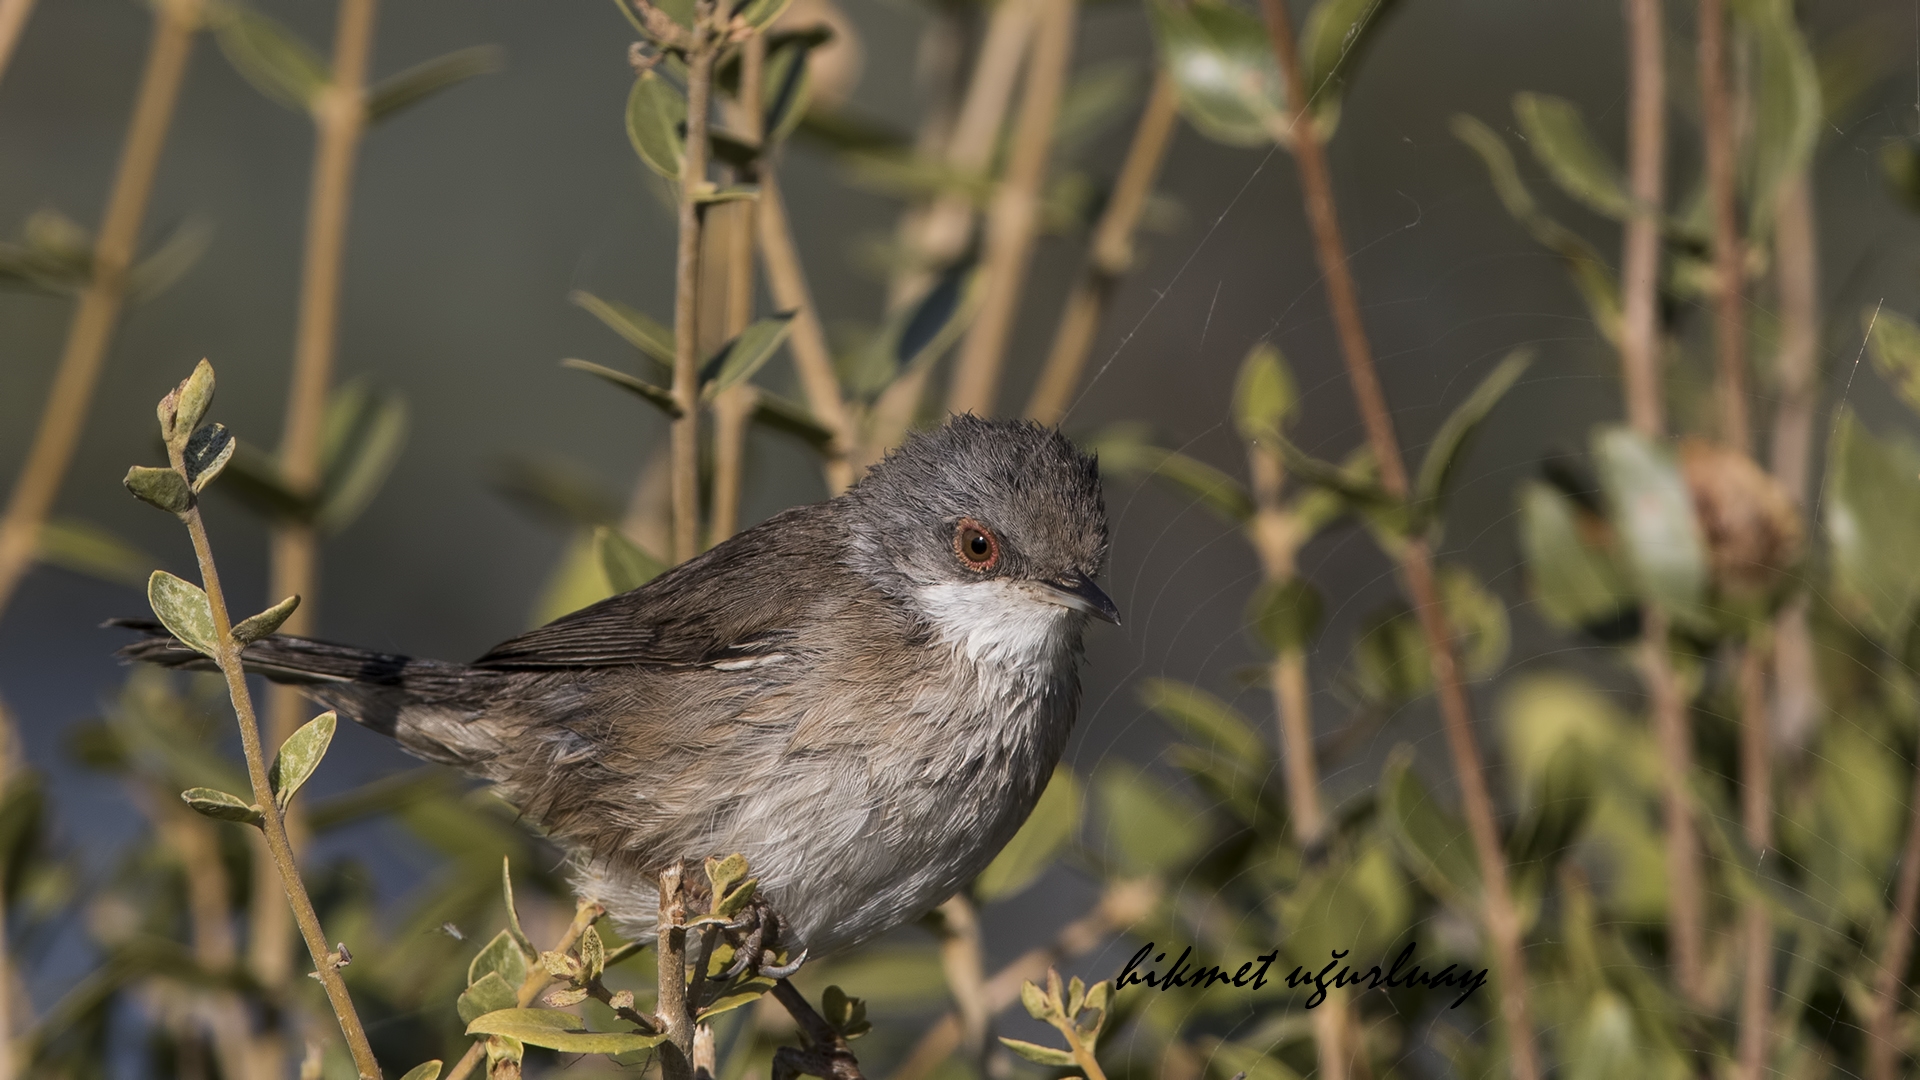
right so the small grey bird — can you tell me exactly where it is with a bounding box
[121,416,1117,958]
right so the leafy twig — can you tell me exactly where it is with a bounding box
[1698,0,1748,450]
[442,898,605,1080]
[1253,1,1542,1076]
[670,0,721,563]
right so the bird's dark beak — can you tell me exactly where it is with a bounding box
[1041,574,1122,625]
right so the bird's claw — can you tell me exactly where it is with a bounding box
[715,894,806,982]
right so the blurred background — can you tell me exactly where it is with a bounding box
[6,0,1920,1076]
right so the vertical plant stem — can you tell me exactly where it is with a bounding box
[671,5,718,564]
[1869,759,1920,1080]
[1768,176,1820,752]
[657,865,694,1080]
[1254,2,1539,1076]
[933,896,989,1066]
[1618,0,1708,1008]
[1736,636,1773,1079]
[1025,71,1179,425]
[1699,0,1748,450]
[0,0,200,621]
[259,0,382,1005]
[163,453,382,1080]
[946,0,1077,416]
[1245,446,1325,843]
[710,31,765,543]
[757,173,856,493]
[1620,0,1666,438]
[0,0,34,89]
[156,805,260,1080]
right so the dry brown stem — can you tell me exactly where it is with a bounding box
[1254,1,1538,1074]
[1869,759,1920,1080]
[710,31,764,542]
[0,0,34,89]
[932,895,989,1065]
[1698,0,1748,450]
[1736,636,1773,1079]
[1025,71,1179,425]
[1620,0,1666,437]
[258,0,382,1016]
[946,0,1077,416]
[671,2,720,563]
[658,865,695,1080]
[164,429,382,1079]
[757,173,855,492]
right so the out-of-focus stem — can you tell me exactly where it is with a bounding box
[932,896,988,1066]
[710,31,764,543]
[1620,0,1665,437]
[1736,636,1774,1079]
[1254,1,1538,1076]
[156,804,258,1080]
[1025,71,1179,425]
[165,438,381,1079]
[259,0,381,1006]
[1768,177,1821,754]
[0,0,200,621]
[891,0,1036,311]
[1699,0,1748,450]
[0,0,34,89]
[757,173,855,492]
[947,0,1077,416]
[1869,761,1920,1080]
[671,4,719,563]
[1638,612,1706,1003]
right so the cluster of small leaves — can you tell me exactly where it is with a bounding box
[1000,970,1109,1075]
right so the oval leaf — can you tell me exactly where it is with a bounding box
[182,787,264,827]
[627,70,687,180]
[470,928,530,989]
[701,313,796,398]
[269,712,337,810]
[465,1009,667,1055]
[976,766,1082,902]
[1380,747,1479,905]
[233,594,300,644]
[999,1038,1076,1067]
[124,466,193,515]
[571,291,676,369]
[1516,482,1630,628]
[1413,349,1532,514]
[367,45,502,125]
[1232,342,1297,442]
[183,422,235,493]
[1512,92,1631,219]
[458,971,520,1026]
[1149,0,1286,147]
[1592,427,1707,617]
[215,8,330,112]
[397,1063,444,1080]
[562,359,683,418]
[148,570,217,656]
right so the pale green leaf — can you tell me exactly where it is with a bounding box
[1139,679,1266,762]
[232,595,299,645]
[367,46,501,125]
[465,1009,666,1055]
[215,7,329,113]
[147,570,217,656]
[124,466,193,516]
[1592,426,1707,616]
[1232,342,1297,442]
[181,787,264,828]
[397,1062,443,1080]
[1516,481,1630,628]
[182,423,236,493]
[627,70,687,180]
[1826,408,1920,640]
[976,766,1082,902]
[470,929,530,989]
[1095,762,1205,875]
[701,312,795,398]
[571,291,676,369]
[268,712,336,811]
[458,971,520,1025]
[1149,0,1287,147]
[1512,92,1632,219]
[594,526,665,593]
[562,359,682,418]
[1414,347,1531,518]
[316,387,408,533]
[999,1038,1075,1067]
[1380,747,1479,905]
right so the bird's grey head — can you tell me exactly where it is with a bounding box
[844,417,1118,651]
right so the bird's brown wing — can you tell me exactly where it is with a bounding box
[473,504,856,670]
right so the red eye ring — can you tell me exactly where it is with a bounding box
[953,518,999,571]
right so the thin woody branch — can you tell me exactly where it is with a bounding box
[670,0,721,563]
[1253,1,1540,1076]
[0,0,33,89]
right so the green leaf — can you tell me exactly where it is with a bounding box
[1301,0,1399,109]
[976,766,1082,902]
[215,6,329,113]
[700,312,796,398]
[1020,979,1054,1021]
[1452,114,1622,344]
[1232,342,1297,441]
[465,1009,667,1055]
[268,712,336,811]
[1247,578,1324,653]
[562,359,683,418]
[124,466,193,515]
[457,971,520,1026]
[130,218,213,303]
[397,1063,444,1080]
[1826,408,1920,639]
[470,928,530,989]
[1740,0,1822,224]
[1149,0,1287,147]
[232,594,299,644]
[503,857,536,959]
[317,385,408,533]
[594,526,665,593]
[571,291,677,369]
[998,1039,1076,1067]
[697,979,776,1021]
[367,45,502,124]
[751,392,835,450]
[579,925,606,980]
[36,517,152,587]
[1511,93,1632,219]
[1085,424,1253,523]
[1095,761,1205,875]
[1866,308,1920,417]
[760,30,819,142]
[628,70,688,180]
[147,571,217,656]
[1139,679,1266,762]
[181,787,264,828]
[733,0,793,30]
[1414,350,1532,516]
[1380,747,1479,905]
[182,422,235,493]
[1516,481,1630,628]
[1592,426,1707,616]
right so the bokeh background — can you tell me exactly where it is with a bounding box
[5,0,1920,1073]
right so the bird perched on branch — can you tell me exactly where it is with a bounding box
[120,415,1118,960]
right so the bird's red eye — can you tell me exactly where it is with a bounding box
[954,519,999,571]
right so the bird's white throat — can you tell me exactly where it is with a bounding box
[913,579,1077,670]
